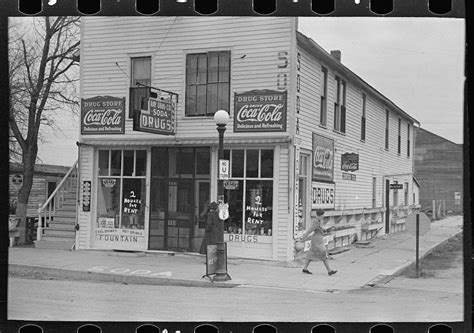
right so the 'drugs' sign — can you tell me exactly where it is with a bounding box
[81,96,125,135]
[234,90,287,132]
[133,97,176,135]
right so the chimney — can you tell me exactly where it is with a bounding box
[330,50,341,62]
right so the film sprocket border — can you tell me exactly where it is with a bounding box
[0,0,469,332]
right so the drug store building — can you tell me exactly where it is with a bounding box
[76,16,420,262]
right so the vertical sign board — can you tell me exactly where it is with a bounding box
[82,181,91,212]
[293,145,300,238]
[81,96,125,134]
[233,90,287,132]
[219,160,230,180]
[312,133,334,182]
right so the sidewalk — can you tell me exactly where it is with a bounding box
[8,215,463,292]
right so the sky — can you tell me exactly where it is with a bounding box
[36,17,465,166]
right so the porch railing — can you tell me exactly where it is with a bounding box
[37,160,78,241]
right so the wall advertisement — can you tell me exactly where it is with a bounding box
[312,133,334,182]
[233,90,287,132]
[81,96,125,134]
[311,182,335,209]
[133,97,176,135]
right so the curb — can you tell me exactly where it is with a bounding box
[8,264,242,288]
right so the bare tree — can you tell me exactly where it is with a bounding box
[9,16,80,234]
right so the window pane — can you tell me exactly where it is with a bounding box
[176,148,194,176]
[131,57,151,86]
[186,85,197,116]
[232,149,244,178]
[197,54,207,84]
[246,150,259,178]
[224,180,243,234]
[245,180,273,236]
[299,154,307,176]
[218,51,230,82]
[186,54,197,84]
[97,178,121,229]
[121,178,146,230]
[98,150,109,176]
[196,148,210,175]
[110,150,122,176]
[208,52,219,83]
[217,82,229,111]
[123,150,134,176]
[207,83,218,115]
[196,85,207,116]
[151,148,168,178]
[260,149,274,178]
[136,150,147,176]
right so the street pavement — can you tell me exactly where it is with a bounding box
[8,215,464,293]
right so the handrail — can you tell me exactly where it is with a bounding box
[38,160,78,214]
[37,160,78,241]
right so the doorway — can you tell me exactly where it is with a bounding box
[148,147,210,252]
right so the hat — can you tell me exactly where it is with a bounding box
[209,201,219,210]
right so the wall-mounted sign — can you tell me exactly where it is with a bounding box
[312,133,334,182]
[102,179,117,188]
[454,192,461,205]
[95,228,145,243]
[234,90,287,132]
[81,96,125,135]
[341,153,359,172]
[224,180,239,190]
[133,97,175,135]
[311,182,335,209]
[342,172,356,181]
[389,183,404,190]
[10,174,23,188]
[219,159,230,180]
[82,181,91,212]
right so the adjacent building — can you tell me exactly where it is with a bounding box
[414,127,463,213]
[76,17,420,261]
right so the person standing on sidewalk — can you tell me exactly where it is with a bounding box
[297,209,337,276]
[199,201,219,255]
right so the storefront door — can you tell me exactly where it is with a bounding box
[148,147,211,252]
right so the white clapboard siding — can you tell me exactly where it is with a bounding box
[296,42,416,211]
[77,146,94,249]
[81,17,294,142]
[276,146,290,261]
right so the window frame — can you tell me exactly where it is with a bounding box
[185,51,231,117]
[334,76,346,133]
[385,110,390,150]
[130,56,152,88]
[407,124,411,157]
[320,67,328,127]
[398,118,402,155]
[361,93,366,142]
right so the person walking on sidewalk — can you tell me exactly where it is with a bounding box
[297,209,337,276]
[199,201,219,255]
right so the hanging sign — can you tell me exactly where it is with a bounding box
[82,181,91,212]
[133,97,176,135]
[218,203,229,220]
[81,96,125,134]
[390,183,404,190]
[312,133,334,182]
[341,153,359,172]
[219,159,230,180]
[234,90,287,132]
[224,180,239,190]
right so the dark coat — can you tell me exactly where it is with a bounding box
[199,210,220,254]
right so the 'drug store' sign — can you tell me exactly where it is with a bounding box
[234,90,287,132]
[81,96,125,135]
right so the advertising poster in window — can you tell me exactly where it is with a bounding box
[81,96,125,134]
[133,97,176,135]
[233,90,287,132]
[312,133,334,182]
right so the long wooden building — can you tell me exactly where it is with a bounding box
[77,17,420,261]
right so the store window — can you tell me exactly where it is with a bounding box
[223,148,274,236]
[185,51,230,116]
[97,149,147,232]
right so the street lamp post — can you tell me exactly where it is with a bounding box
[213,110,231,282]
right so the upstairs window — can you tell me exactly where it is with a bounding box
[320,67,328,126]
[407,124,411,157]
[334,76,346,133]
[131,57,151,87]
[385,110,389,150]
[185,51,230,116]
[361,93,366,141]
[398,118,402,154]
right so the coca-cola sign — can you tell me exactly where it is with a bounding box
[81,96,125,135]
[341,153,359,172]
[233,90,287,132]
[312,133,334,182]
